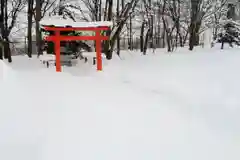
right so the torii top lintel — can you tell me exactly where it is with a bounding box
[40,16,112,31]
[43,26,110,31]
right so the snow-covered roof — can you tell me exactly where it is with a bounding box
[40,16,112,28]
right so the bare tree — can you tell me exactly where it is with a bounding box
[0,0,4,60]
[0,0,26,62]
[168,0,184,47]
[27,0,34,57]
[162,0,174,52]
[188,0,227,50]
[35,0,42,57]
[34,0,58,56]
[116,0,120,55]
[76,0,138,59]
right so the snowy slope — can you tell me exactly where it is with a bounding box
[0,47,240,160]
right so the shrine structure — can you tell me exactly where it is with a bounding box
[40,16,112,72]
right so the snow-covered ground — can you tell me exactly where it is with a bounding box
[1,47,240,160]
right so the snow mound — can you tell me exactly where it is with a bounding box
[0,60,2,77]
[0,72,224,160]
[0,60,11,80]
[1,48,240,160]
[0,60,14,73]
[0,60,20,84]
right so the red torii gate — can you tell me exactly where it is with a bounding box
[43,25,110,72]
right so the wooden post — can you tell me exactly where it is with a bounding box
[55,31,61,72]
[95,30,102,71]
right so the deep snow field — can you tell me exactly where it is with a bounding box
[0,47,240,160]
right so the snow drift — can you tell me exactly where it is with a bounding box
[0,48,240,160]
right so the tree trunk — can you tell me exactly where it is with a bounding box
[189,0,201,50]
[1,0,12,62]
[176,20,183,47]
[189,21,201,50]
[27,0,33,58]
[99,0,102,21]
[3,0,8,59]
[166,29,172,52]
[162,28,165,48]
[116,0,120,55]
[103,0,113,59]
[59,0,64,15]
[5,37,12,62]
[189,23,195,50]
[194,22,201,45]
[143,29,150,55]
[128,13,133,50]
[149,15,154,49]
[121,0,124,9]
[94,0,98,21]
[36,0,42,57]
[162,15,172,52]
[0,0,4,60]
[0,44,2,60]
[140,22,145,52]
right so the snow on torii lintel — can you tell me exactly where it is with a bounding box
[40,16,112,28]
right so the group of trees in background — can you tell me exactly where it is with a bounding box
[0,0,239,62]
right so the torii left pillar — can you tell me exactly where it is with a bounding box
[95,30,102,72]
[54,31,61,72]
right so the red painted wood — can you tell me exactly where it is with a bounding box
[95,30,102,71]
[45,36,108,41]
[54,31,61,72]
[43,26,110,72]
[44,26,110,31]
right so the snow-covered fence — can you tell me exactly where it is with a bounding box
[9,35,190,56]
[10,40,37,56]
